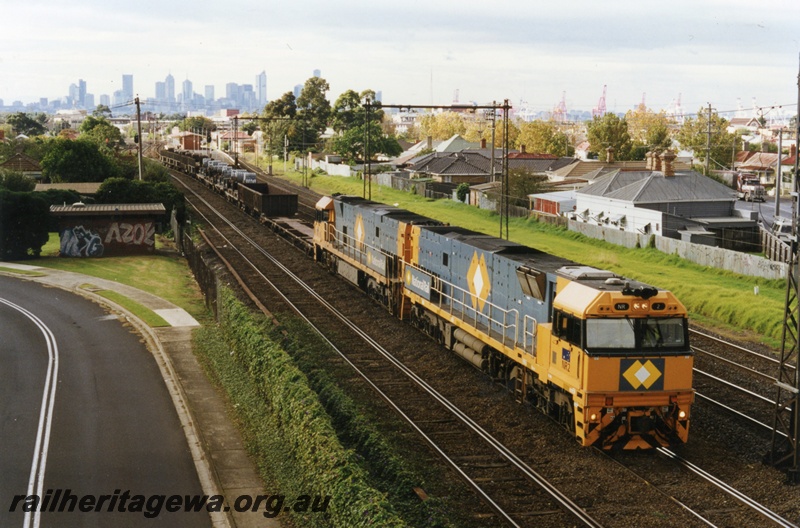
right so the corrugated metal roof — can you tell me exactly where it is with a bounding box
[50,203,166,215]
[578,170,737,203]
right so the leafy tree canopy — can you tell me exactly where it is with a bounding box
[330,121,402,164]
[41,138,120,183]
[80,116,124,148]
[675,107,737,172]
[419,112,466,141]
[93,105,112,118]
[0,170,36,192]
[178,116,216,133]
[7,112,48,137]
[516,120,572,156]
[331,89,383,133]
[586,113,633,161]
[296,76,331,147]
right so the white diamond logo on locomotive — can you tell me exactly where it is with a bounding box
[467,252,490,311]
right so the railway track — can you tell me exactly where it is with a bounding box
[691,329,784,436]
[172,171,604,527]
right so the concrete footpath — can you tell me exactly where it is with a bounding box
[0,263,279,528]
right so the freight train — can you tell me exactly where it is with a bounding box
[159,148,298,218]
[313,195,693,450]
[159,148,693,450]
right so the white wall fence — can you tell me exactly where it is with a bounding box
[568,220,787,281]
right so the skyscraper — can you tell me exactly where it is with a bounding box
[165,73,175,103]
[122,74,134,100]
[256,71,267,106]
[182,78,193,107]
[204,85,215,103]
[313,69,321,78]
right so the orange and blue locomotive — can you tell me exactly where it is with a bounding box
[314,194,693,449]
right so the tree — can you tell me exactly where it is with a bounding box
[0,189,49,260]
[329,89,397,163]
[95,177,185,223]
[178,116,216,134]
[295,77,331,150]
[262,92,297,156]
[516,120,572,156]
[586,113,633,161]
[93,105,112,118]
[675,107,737,172]
[625,106,672,160]
[7,112,47,136]
[418,112,466,140]
[41,138,120,183]
[80,116,124,148]
[331,89,384,133]
[0,170,36,192]
[330,121,402,164]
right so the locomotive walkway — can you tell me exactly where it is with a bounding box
[0,263,279,528]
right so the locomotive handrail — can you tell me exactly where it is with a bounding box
[404,262,520,349]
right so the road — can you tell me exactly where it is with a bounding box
[735,194,793,228]
[0,275,211,528]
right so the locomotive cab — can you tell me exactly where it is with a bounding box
[543,266,693,449]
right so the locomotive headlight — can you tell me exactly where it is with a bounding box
[678,410,687,419]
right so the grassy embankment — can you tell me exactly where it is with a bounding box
[16,234,205,326]
[247,153,786,348]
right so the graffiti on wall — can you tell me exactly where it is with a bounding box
[105,222,156,247]
[60,226,105,257]
[60,221,156,257]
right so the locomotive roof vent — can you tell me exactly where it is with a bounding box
[559,265,616,281]
[604,277,625,286]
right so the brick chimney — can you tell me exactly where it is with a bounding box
[661,149,676,177]
[645,151,653,170]
[480,138,487,149]
[606,146,615,163]
[426,136,432,150]
[653,148,663,172]
[521,144,527,153]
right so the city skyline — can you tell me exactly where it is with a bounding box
[2,1,800,119]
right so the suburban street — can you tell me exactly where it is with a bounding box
[0,275,211,528]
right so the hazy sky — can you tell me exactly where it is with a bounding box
[2,0,799,118]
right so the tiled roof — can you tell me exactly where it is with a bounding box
[0,153,42,172]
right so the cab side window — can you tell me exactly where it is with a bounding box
[553,310,582,347]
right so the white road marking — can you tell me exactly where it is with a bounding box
[0,298,59,528]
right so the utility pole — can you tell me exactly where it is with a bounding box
[705,103,712,177]
[770,53,800,484]
[364,97,372,200]
[135,96,143,181]
[775,129,783,218]
[502,99,510,240]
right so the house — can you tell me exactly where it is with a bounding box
[528,190,576,216]
[734,150,789,188]
[0,152,43,180]
[573,150,756,250]
[727,117,761,134]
